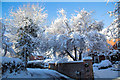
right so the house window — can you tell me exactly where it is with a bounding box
[94,56,98,63]
[118,41,120,49]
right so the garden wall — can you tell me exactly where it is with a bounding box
[49,59,94,79]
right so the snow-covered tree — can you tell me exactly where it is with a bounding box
[103,2,120,40]
[0,22,16,57]
[87,31,109,53]
[4,4,47,67]
[45,8,108,61]
[45,9,70,59]
[102,18,119,40]
[70,9,106,58]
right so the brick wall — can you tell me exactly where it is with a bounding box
[49,59,94,79]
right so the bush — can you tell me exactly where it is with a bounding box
[93,60,112,69]
[1,57,25,74]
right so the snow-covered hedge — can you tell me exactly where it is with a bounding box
[93,60,112,69]
[1,57,25,74]
[1,57,22,64]
[27,60,43,68]
[27,58,69,68]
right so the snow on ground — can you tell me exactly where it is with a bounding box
[93,67,119,78]
[2,57,119,79]
[2,70,32,78]
[2,65,120,79]
[2,68,70,79]
[93,60,119,79]
[27,68,69,79]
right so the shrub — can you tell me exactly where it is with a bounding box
[1,57,25,74]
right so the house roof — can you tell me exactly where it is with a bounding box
[107,38,120,46]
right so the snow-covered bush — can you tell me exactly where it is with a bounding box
[108,50,120,64]
[93,60,112,69]
[1,57,25,74]
[41,57,73,68]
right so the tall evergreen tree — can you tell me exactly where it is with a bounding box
[4,4,47,67]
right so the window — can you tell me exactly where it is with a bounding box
[117,41,120,49]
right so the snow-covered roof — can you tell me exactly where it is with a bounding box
[83,57,92,60]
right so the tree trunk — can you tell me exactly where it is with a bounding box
[24,48,27,68]
[74,46,77,61]
[65,50,76,61]
[3,45,7,56]
[53,48,56,58]
[79,50,82,60]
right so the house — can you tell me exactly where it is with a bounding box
[107,38,120,51]
[29,53,45,61]
[88,38,120,63]
[29,55,45,60]
[88,51,107,64]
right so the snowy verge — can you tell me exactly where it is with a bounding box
[94,67,119,78]
[93,60,112,69]
[93,60,119,78]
